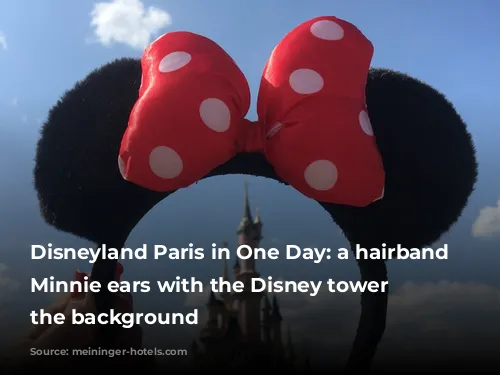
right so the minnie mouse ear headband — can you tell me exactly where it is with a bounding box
[118,16,385,206]
[33,13,478,371]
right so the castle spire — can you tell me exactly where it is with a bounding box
[237,181,254,234]
[254,207,262,225]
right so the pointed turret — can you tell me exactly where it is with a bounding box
[237,181,254,234]
[254,207,262,225]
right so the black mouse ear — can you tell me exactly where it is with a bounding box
[327,68,478,248]
[34,58,164,245]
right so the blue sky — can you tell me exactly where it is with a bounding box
[0,0,500,360]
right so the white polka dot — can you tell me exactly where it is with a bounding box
[289,69,324,95]
[310,20,344,41]
[118,156,127,180]
[304,160,338,191]
[158,51,192,73]
[149,146,183,179]
[359,110,374,136]
[199,98,231,132]
[373,187,385,202]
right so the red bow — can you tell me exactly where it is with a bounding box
[118,16,385,207]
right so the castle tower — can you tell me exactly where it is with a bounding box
[194,183,301,370]
[234,182,264,343]
[236,182,262,273]
[254,207,262,229]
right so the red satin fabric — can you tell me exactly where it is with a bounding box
[119,16,385,206]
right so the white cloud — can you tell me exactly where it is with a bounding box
[0,31,7,50]
[184,280,500,361]
[21,114,28,123]
[90,0,172,50]
[0,263,20,317]
[472,200,500,239]
[9,97,17,107]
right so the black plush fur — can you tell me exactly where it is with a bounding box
[324,69,478,248]
[34,58,477,249]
